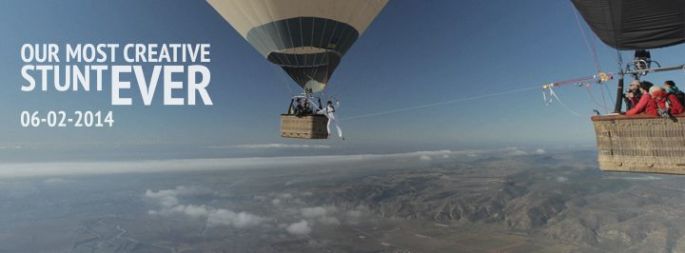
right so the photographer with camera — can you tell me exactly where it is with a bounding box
[624,80,643,110]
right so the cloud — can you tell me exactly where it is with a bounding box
[419,155,432,161]
[146,190,179,208]
[502,147,549,156]
[271,192,295,206]
[286,220,312,235]
[146,186,265,229]
[295,206,341,228]
[411,150,453,156]
[173,204,210,218]
[207,209,265,228]
[556,176,568,183]
[504,147,528,156]
[144,186,208,208]
[144,189,362,234]
[42,178,69,185]
[345,206,369,221]
[0,145,22,150]
[301,206,331,218]
[212,143,331,149]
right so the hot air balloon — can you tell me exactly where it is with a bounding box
[207,0,389,139]
[545,0,685,174]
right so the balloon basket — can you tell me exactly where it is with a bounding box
[592,114,685,174]
[280,114,329,139]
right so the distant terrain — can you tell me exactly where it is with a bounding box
[1,148,684,252]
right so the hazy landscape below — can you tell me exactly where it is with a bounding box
[1,148,684,252]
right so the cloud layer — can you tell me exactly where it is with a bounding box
[145,186,266,229]
[286,220,312,235]
[144,185,370,236]
[0,148,550,178]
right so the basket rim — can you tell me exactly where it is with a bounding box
[280,114,329,119]
[592,113,685,122]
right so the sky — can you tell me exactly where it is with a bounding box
[1,0,685,161]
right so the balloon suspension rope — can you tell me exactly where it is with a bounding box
[571,2,612,112]
[572,5,602,73]
[543,86,583,117]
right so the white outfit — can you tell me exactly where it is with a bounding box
[324,104,343,138]
[309,100,343,139]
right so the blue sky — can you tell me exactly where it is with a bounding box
[1,0,685,161]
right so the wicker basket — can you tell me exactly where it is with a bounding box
[592,114,685,174]
[280,114,329,139]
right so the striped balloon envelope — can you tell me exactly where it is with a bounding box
[208,0,389,93]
